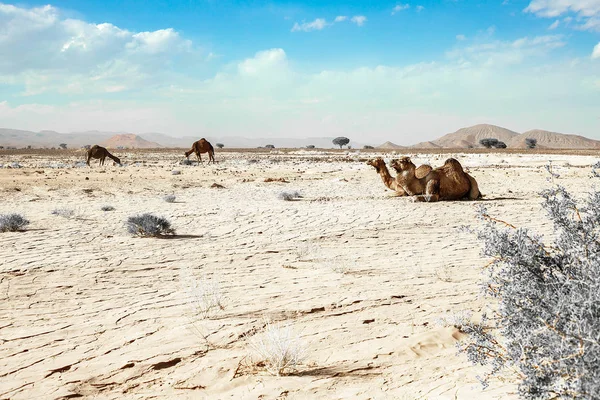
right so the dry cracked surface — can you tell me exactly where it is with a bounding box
[0,150,596,399]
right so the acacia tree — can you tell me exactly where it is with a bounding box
[479,138,498,148]
[59,143,67,149]
[332,137,350,149]
[216,143,224,149]
[494,141,507,149]
[525,138,537,149]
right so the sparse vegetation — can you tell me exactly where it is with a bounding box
[479,138,498,148]
[126,213,175,237]
[163,194,176,203]
[363,145,375,149]
[0,213,30,232]
[525,138,538,149]
[265,144,275,149]
[455,170,600,399]
[171,170,181,175]
[180,159,193,166]
[216,143,224,149]
[59,143,67,149]
[183,273,226,319]
[248,319,307,376]
[494,141,507,149]
[101,205,115,211]
[51,208,75,218]
[332,136,350,149]
[306,145,315,149]
[278,191,302,201]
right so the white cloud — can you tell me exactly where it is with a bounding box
[416,5,424,12]
[291,18,328,32]
[525,0,600,31]
[237,48,288,76]
[456,34,467,41]
[334,15,348,22]
[548,19,560,29]
[0,3,195,95]
[593,42,600,58]
[392,4,410,15]
[351,15,367,26]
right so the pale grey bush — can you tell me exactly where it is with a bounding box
[457,167,600,399]
[163,194,176,203]
[278,191,302,201]
[51,208,75,218]
[101,205,115,211]
[127,213,175,237]
[171,170,181,175]
[0,214,30,232]
[248,318,306,376]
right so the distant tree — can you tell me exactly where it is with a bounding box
[0,146,4,150]
[306,145,315,149]
[525,138,537,149]
[26,145,32,149]
[494,141,507,149]
[82,145,91,150]
[479,138,499,148]
[363,145,374,149]
[216,143,224,149]
[332,136,350,149]
[58,143,67,149]
[265,144,275,149]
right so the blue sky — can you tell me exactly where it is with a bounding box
[0,0,599,143]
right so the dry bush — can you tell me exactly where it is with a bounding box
[126,213,175,237]
[0,214,29,232]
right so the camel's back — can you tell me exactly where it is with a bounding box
[437,159,471,200]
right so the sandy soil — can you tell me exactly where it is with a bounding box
[0,149,597,399]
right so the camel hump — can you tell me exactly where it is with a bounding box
[442,158,464,173]
[415,164,432,179]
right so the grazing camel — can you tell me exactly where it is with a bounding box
[87,145,121,166]
[185,138,215,164]
[366,158,406,195]
[390,157,481,202]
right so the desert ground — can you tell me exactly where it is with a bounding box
[0,148,598,400]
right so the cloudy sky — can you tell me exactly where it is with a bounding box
[0,0,599,144]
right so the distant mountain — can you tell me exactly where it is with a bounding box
[433,124,519,148]
[376,141,404,149]
[509,129,600,149]
[101,134,162,149]
[410,141,442,149]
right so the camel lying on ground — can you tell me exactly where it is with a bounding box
[390,157,481,202]
[185,138,215,164]
[366,158,406,195]
[87,145,121,166]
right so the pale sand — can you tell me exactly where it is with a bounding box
[0,149,596,399]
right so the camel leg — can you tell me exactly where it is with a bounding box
[87,154,91,166]
[197,153,202,164]
[415,180,440,202]
[466,174,482,200]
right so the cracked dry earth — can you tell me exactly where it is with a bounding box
[0,150,596,399]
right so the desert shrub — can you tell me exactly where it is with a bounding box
[306,145,315,149]
[479,138,498,148]
[172,170,181,175]
[126,213,175,237]
[180,159,193,166]
[278,191,302,201]
[525,138,537,149]
[456,172,600,399]
[0,214,30,232]
[101,205,115,211]
[183,273,225,319]
[248,319,306,376]
[51,208,75,218]
[163,194,176,203]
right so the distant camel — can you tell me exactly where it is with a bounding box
[185,138,215,164]
[87,145,121,166]
[366,158,406,195]
[390,157,481,202]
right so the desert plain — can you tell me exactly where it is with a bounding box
[0,148,598,400]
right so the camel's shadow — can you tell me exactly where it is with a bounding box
[477,196,523,201]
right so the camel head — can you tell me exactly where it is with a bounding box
[390,157,415,173]
[113,156,122,166]
[366,157,386,172]
[184,150,193,158]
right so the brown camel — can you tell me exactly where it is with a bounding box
[390,157,481,202]
[87,145,121,166]
[366,158,406,195]
[185,138,215,164]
